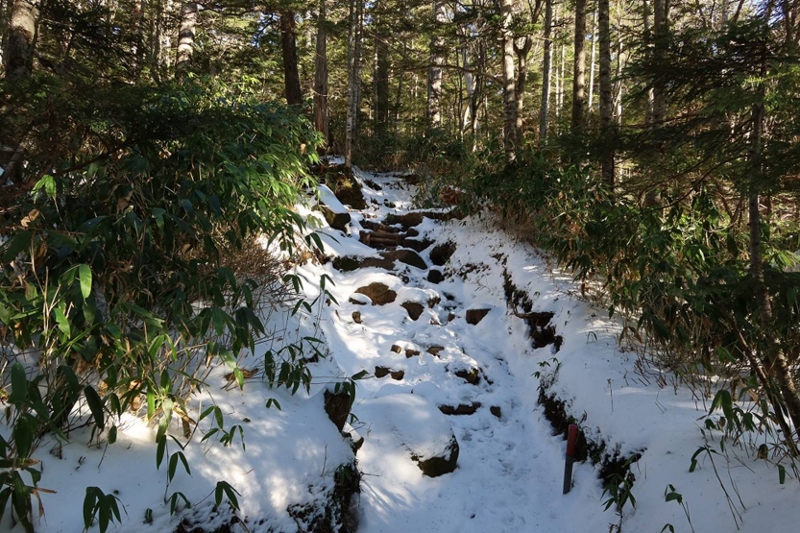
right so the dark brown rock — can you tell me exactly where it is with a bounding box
[391,344,403,354]
[413,435,460,477]
[405,349,421,358]
[465,308,490,325]
[401,301,425,321]
[490,406,502,419]
[375,366,404,380]
[438,402,482,415]
[380,249,427,270]
[430,242,457,266]
[352,311,362,324]
[321,205,351,231]
[402,237,434,252]
[454,367,481,385]
[355,282,397,305]
[426,345,444,357]
[324,390,352,431]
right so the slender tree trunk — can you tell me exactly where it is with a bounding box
[314,0,329,145]
[588,7,597,110]
[572,0,587,134]
[176,1,198,76]
[375,7,390,137]
[280,11,303,106]
[428,0,447,130]
[514,37,533,148]
[539,0,553,144]
[599,0,614,188]
[642,0,654,124]
[652,0,668,124]
[6,0,38,81]
[501,0,517,161]
[345,0,363,170]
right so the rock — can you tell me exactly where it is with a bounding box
[490,406,502,419]
[402,237,434,252]
[348,293,370,305]
[379,249,427,270]
[465,308,490,325]
[355,282,397,305]
[390,344,402,354]
[430,242,457,266]
[405,349,421,358]
[454,367,481,385]
[352,311,362,324]
[415,435,459,477]
[426,345,444,357]
[438,402,482,415]
[375,366,405,381]
[333,256,362,272]
[324,389,352,431]
[401,301,425,321]
[326,166,367,209]
[428,296,441,308]
[357,394,460,478]
[447,313,456,322]
[321,205,351,231]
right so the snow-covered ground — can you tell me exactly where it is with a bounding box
[6,165,800,532]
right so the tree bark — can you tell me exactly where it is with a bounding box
[501,0,517,161]
[652,0,668,124]
[375,7,390,137]
[314,0,329,144]
[345,0,363,170]
[428,0,447,130]
[514,37,532,148]
[280,11,303,106]
[599,0,614,188]
[588,7,597,110]
[6,0,39,81]
[176,1,198,76]
[572,0,587,134]
[539,0,553,144]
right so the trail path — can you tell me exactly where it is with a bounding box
[305,170,612,533]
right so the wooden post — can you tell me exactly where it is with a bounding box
[563,423,578,494]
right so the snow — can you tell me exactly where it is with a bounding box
[5,164,800,533]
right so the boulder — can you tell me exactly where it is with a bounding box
[401,301,425,321]
[354,282,397,305]
[324,389,352,432]
[427,269,445,284]
[321,205,351,231]
[414,435,459,477]
[380,249,427,270]
[430,241,456,266]
[465,308,490,325]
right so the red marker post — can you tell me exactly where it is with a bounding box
[563,423,578,495]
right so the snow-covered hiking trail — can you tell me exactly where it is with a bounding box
[308,172,609,532]
[304,167,800,533]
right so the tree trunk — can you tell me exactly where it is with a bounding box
[588,7,597,110]
[428,0,447,130]
[375,11,390,137]
[176,1,198,76]
[599,0,614,188]
[6,0,39,81]
[572,0,587,134]
[652,0,668,124]
[280,11,303,106]
[314,0,329,145]
[514,37,533,148]
[501,0,517,161]
[345,0,363,170]
[539,0,553,144]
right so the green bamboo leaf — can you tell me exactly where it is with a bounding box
[78,264,92,299]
